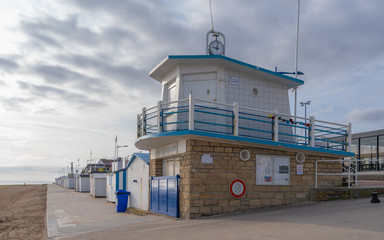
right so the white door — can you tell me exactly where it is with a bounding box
[183,73,217,101]
[164,80,177,131]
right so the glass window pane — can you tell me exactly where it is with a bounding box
[351,139,358,158]
[379,135,384,159]
[360,137,377,159]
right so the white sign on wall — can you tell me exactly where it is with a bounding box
[256,155,290,185]
[229,76,239,85]
[297,164,303,175]
[201,154,213,164]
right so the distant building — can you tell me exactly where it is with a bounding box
[350,129,384,170]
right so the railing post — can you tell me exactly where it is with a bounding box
[189,94,195,130]
[142,107,146,136]
[347,123,352,152]
[309,116,315,147]
[348,159,351,189]
[137,114,140,137]
[273,110,279,142]
[157,101,162,133]
[233,102,239,136]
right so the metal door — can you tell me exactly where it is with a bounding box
[150,175,180,218]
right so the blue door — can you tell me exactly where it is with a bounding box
[150,175,180,218]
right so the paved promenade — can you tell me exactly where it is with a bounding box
[47,184,384,240]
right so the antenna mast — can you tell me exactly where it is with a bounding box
[209,0,215,31]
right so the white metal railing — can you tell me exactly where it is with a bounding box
[137,94,351,152]
[315,158,384,188]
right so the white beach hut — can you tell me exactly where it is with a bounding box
[106,172,116,202]
[107,168,128,203]
[90,173,107,197]
[78,174,90,192]
[127,153,149,211]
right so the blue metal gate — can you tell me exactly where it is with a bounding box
[150,175,180,218]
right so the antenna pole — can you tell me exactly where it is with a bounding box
[209,0,214,31]
[294,0,300,139]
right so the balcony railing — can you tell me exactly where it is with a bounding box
[137,94,352,152]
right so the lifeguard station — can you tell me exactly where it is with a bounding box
[136,30,353,218]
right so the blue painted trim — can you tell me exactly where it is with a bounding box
[123,170,126,191]
[116,171,119,191]
[138,130,354,157]
[168,55,304,86]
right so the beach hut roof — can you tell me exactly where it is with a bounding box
[127,152,149,168]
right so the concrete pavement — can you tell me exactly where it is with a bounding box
[46,184,163,239]
[47,184,384,240]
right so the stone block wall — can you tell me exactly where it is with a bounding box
[150,139,341,219]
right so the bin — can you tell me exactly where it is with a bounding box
[116,190,130,212]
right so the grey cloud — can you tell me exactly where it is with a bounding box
[17,81,105,109]
[30,64,109,94]
[55,54,159,91]
[0,96,34,112]
[20,14,100,50]
[0,57,20,73]
[346,108,384,122]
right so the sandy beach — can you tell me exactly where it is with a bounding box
[0,185,47,240]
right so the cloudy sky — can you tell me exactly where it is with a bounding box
[1,0,383,183]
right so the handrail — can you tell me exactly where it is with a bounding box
[315,158,384,188]
[137,94,351,153]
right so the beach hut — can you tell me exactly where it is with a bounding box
[74,174,81,192]
[127,153,149,211]
[78,174,90,192]
[66,174,75,189]
[106,172,116,202]
[107,168,128,203]
[90,173,107,197]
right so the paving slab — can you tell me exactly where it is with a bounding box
[47,184,384,240]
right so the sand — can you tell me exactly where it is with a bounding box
[0,185,47,240]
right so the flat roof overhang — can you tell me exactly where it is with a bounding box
[149,55,304,89]
[135,130,354,158]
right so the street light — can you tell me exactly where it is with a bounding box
[300,100,311,119]
[300,100,311,146]
[116,145,128,160]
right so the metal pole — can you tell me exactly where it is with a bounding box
[304,103,307,145]
[348,159,351,189]
[294,0,301,139]
[295,0,300,80]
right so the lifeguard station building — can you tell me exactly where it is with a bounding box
[136,31,353,219]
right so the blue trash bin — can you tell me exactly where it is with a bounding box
[116,189,130,212]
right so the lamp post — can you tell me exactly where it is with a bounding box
[116,145,128,160]
[300,100,311,145]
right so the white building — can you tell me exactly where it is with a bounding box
[127,153,149,211]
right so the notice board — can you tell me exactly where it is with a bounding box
[256,155,290,185]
